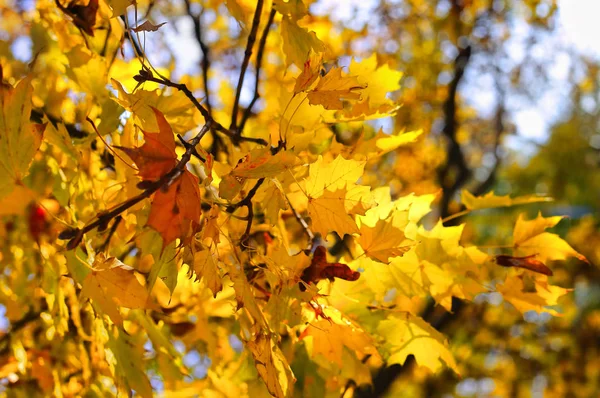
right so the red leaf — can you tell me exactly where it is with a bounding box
[493,254,553,276]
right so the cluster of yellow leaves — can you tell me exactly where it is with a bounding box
[0,1,589,397]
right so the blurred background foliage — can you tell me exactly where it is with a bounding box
[0,0,599,396]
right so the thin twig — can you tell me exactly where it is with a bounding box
[230,0,265,133]
[141,74,268,146]
[183,0,212,116]
[98,215,122,252]
[285,194,315,241]
[238,8,276,133]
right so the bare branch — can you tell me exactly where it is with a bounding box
[238,8,277,134]
[230,0,265,133]
[183,0,213,116]
[438,45,472,222]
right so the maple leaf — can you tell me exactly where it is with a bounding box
[230,148,299,178]
[512,212,588,264]
[58,0,99,36]
[493,254,553,276]
[496,277,570,316]
[304,155,373,236]
[305,155,366,195]
[261,244,311,290]
[117,107,201,245]
[0,72,45,200]
[301,246,360,289]
[349,54,403,107]
[377,313,460,374]
[308,187,361,237]
[306,67,365,110]
[147,171,201,246]
[193,249,223,298]
[106,0,134,17]
[258,179,289,225]
[294,50,322,94]
[81,254,160,326]
[108,331,153,398]
[280,16,326,68]
[116,107,177,181]
[300,305,380,367]
[358,216,413,263]
[461,190,552,210]
[332,128,424,160]
[132,21,167,32]
[246,333,295,398]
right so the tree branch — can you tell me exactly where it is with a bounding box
[183,0,213,116]
[230,0,265,133]
[238,8,276,134]
[438,45,472,222]
[140,74,268,146]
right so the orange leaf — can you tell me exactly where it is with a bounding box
[117,108,201,245]
[148,171,201,246]
[116,107,176,181]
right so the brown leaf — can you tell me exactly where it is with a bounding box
[493,254,553,276]
[132,21,167,32]
[62,0,99,36]
[301,246,360,289]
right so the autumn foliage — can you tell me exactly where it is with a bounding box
[0,0,590,397]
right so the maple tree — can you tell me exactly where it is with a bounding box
[0,0,592,397]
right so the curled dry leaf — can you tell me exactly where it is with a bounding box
[493,254,553,276]
[300,246,360,290]
[132,21,167,33]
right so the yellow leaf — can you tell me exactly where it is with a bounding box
[193,249,223,298]
[261,244,310,289]
[280,16,326,68]
[82,254,158,326]
[302,305,381,367]
[304,155,365,197]
[308,187,360,237]
[461,190,552,210]
[231,149,298,178]
[306,67,365,110]
[258,179,289,225]
[513,213,588,264]
[274,0,308,19]
[349,54,403,107]
[0,75,45,199]
[378,313,459,374]
[247,333,295,398]
[496,277,570,316]
[358,216,413,263]
[106,0,135,18]
[294,50,322,94]
[110,79,196,133]
[109,332,153,398]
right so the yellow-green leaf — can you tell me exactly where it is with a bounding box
[378,313,459,374]
[0,75,45,199]
[461,190,552,210]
